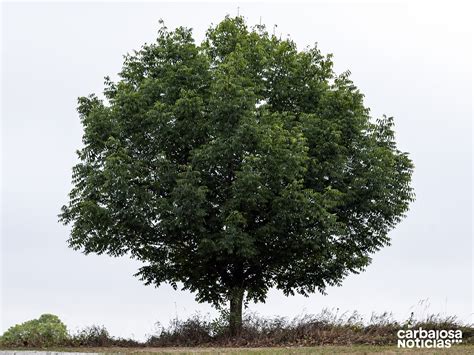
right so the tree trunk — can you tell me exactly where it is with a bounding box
[229,288,244,336]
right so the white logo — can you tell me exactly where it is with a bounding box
[397,328,463,348]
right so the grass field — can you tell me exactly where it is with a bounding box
[4,345,472,354]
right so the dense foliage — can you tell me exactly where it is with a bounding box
[0,314,68,347]
[60,16,414,333]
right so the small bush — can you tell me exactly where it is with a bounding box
[0,314,68,347]
[148,314,213,346]
[69,325,112,347]
[69,325,141,347]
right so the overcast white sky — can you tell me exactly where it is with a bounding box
[1,0,472,341]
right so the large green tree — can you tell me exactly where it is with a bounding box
[60,16,414,334]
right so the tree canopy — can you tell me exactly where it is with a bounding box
[60,16,414,334]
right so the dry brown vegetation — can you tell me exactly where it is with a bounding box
[145,310,473,348]
[1,309,471,350]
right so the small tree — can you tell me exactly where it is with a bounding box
[60,17,414,335]
[0,314,69,347]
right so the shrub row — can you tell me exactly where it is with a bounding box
[148,311,474,347]
[0,315,141,348]
[1,311,472,348]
